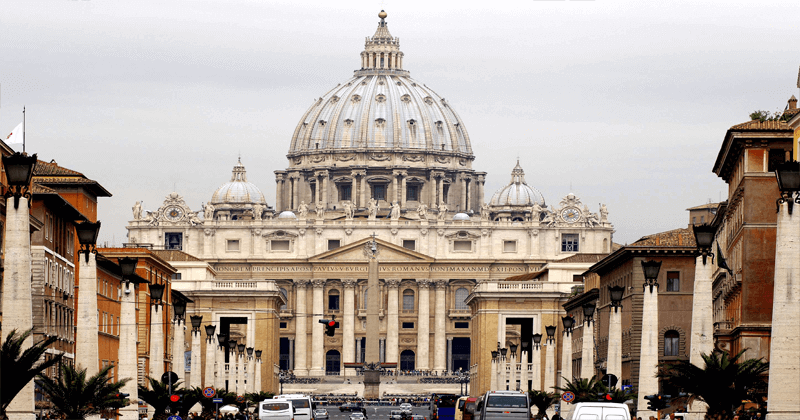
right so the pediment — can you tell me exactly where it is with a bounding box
[309,238,434,263]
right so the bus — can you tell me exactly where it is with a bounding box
[275,394,315,420]
[431,394,460,420]
[259,399,294,420]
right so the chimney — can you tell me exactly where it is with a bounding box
[790,95,797,110]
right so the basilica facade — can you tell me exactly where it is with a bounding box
[126,11,614,386]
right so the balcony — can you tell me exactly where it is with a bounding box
[357,309,385,319]
[714,321,734,334]
[448,309,471,319]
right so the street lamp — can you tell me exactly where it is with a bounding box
[247,347,254,359]
[609,286,625,312]
[642,260,662,292]
[500,347,508,359]
[2,152,37,209]
[173,299,187,321]
[545,325,557,344]
[775,160,800,213]
[149,283,165,304]
[217,333,228,349]
[255,350,262,360]
[582,302,596,326]
[532,333,542,350]
[693,224,716,265]
[204,324,216,338]
[561,315,575,336]
[491,350,498,361]
[509,344,518,358]
[75,221,101,263]
[190,315,203,332]
[237,343,246,354]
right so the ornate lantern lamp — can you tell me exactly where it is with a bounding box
[775,160,800,213]
[255,349,262,361]
[491,350,498,361]
[641,260,662,292]
[2,152,37,209]
[609,285,625,312]
[204,324,216,338]
[173,299,187,321]
[582,302,596,326]
[561,315,575,336]
[247,347,254,359]
[217,333,228,350]
[237,343,245,355]
[693,224,717,265]
[499,347,508,359]
[149,283,165,304]
[190,315,203,332]
[75,221,101,263]
[532,333,542,350]
[545,325,557,344]
[509,344,518,358]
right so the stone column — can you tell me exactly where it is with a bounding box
[490,359,497,391]
[205,328,217,387]
[236,352,245,394]
[607,306,622,384]
[392,172,399,204]
[254,358,262,393]
[637,279,660,418]
[76,253,100,377]
[580,318,593,380]
[560,327,574,420]
[149,303,164,379]
[360,173,367,207]
[173,318,186,385]
[686,255,714,420]
[310,279,326,376]
[438,177,444,206]
[215,340,224,390]
[429,173,436,206]
[351,176,358,207]
[292,175,299,210]
[416,280,431,371]
[380,338,385,363]
[356,339,362,363]
[276,174,284,212]
[433,280,447,373]
[191,326,204,388]
[544,339,556,393]
[400,173,407,208]
[294,280,309,376]
[478,175,485,206]
[314,176,320,205]
[460,175,467,212]
[118,282,139,420]
[508,350,515,390]
[322,172,329,207]
[532,344,542,391]
[519,351,528,392]
[386,279,400,364]
[767,199,800,420]
[465,177,472,212]
[247,354,256,393]
[343,279,357,376]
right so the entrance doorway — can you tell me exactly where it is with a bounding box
[400,350,415,371]
[326,350,341,375]
[452,337,471,372]
[280,337,290,370]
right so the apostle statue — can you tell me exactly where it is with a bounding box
[132,201,143,220]
[417,203,428,220]
[531,203,543,221]
[480,203,490,221]
[189,211,203,226]
[437,203,448,221]
[599,203,609,223]
[203,202,215,220]
[298,201,309,218]
[541,209,556,227]
[390,201,401,220]
[368,198,379,220]
[315,202,326,219]
[343,201,355,220]
[252,203,264,220]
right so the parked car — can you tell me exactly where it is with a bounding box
[400,404,413,413]
[314,409,329,420]
[350,412,367,420]
[390,411,405,420]
[340,404,361,412]
[568,402,631,420]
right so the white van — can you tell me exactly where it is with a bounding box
[568,402,630,420]
[259,399,294,420]
[477,391,530,420]
[275,394,315,420]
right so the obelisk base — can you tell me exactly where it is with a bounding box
[363,369,381,400]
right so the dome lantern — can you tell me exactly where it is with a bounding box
[358,10,405,75]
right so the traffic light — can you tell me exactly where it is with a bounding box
[115,392,130,400]
[644,394,668,411]
[319,318,339,336]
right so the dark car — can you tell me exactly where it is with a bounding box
[339,404,362,412]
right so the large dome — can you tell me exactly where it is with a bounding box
[287,12,473,156]
[489,161,545,207]
[211,159,267,205]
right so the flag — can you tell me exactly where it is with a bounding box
[717,242,733,276]
[5,122,23,145]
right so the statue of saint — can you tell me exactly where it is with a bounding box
[480,203,490,221]
[132,201,143,220]
[315,202,326,219]
[203,203,215,220]
[343,201,355,220]
[599,203,609,223]
[368,198,379,220]
[541,209,556,227]
[189,211,203,226]
[252,203,264,220]
[531,203,543,221]
[298,201,309,218]
[437,203,448,221]
[390,201,401,220]
[417,203,428,219]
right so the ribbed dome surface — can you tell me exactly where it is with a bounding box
[489,161,545,207]
[211,159,267,205]
[287,74,473,155]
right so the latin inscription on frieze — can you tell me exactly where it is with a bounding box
[214,264,543,274]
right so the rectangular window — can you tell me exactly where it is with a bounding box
[455,322,469,329]
[667,271,680,292]
[328,239,341,250]
[402,322,415,329]
[453,240,472,252]
[339,185,352,201]
[403,293,414,310]
[328,293,340,310]
[700,216,705,224]
[561,234,579,252]
[172,273,182,280]
[226,240,240,252]
[692,217,696,224]
[406,185,420,202]
[280,322,287,329]
[503,240,517,253]
[373,185,387,201]
[271,240,291,251]
[165,232,183,250]
[402,240,416,251]
[573,274,583,282]
[442,184,450,203]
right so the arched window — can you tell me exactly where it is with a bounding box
[363,288,368,309]
[328,289,340,310]
[664,330,680,356]
[403,289,415,311]
[280,288,288,310]
[455,287,469,310]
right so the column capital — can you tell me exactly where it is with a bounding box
[295,279,311,288]
[275,172,286,181]
[393,169,408,177]
[416,279,432,289]
[386,278,401,288]
[434,280,448,289]
[311,278,327,288]
[477,174,486,183]
[314,170,330,178]
[342,278,358,288]
[351,170,366,177]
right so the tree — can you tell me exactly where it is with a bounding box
[1,329,64,418]
[657,350,769,420]
[138,377,185,420]
[528,391,560,419]
[193,389,238,419]
[246,391,274,407]
[554,376,604,403]
[35,363,130,420]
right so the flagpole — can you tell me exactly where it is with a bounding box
[22,106,25,153]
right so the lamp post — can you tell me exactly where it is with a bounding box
[580,303,596,380]
[637,260,662,418]
[687,224,717,420]
[117,256,140,420]
[246,346,255,393]
[227,340,237,393]
[204,324,217,388]
[236,343,246,395]
[559,316,575,420]
[148,282,166,379]
[254,350,263,393]
[172,299,187,385]
[278,370,286,395]
[544,325,557,393]
[188,315,203,388]
[490,350,499,391]
[767,161,800,420]
[216,334,228,391]
[74,221,101,379]
[607,286,625,384]
[531,333,542,391]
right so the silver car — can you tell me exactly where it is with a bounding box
[350,413,367,420]
[314,409,329,420]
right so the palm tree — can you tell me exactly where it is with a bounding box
[554,376,604,403]
[657,350,769,420]
[528,391,560,419]
[35,362,130,420]
[246,391,274,407]
[138,377,184,420]
[1,329,64,418]
[192,389,238,419]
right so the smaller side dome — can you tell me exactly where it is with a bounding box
[277,211,297,219]
[489,161,545,207]
[211,158,268,206]
[453,212,471,221]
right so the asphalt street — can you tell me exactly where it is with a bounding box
[318,405,433,420]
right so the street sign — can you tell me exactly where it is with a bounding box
[168,416,182,420]
[236,395,245,404]
[561,392,575,403]
[161,371,179,384]
[621,385,632,393]
[203,387,216,398]
[601,373,618,388]
[212,398,223,404]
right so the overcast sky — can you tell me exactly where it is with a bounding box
[2,0,798,246]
